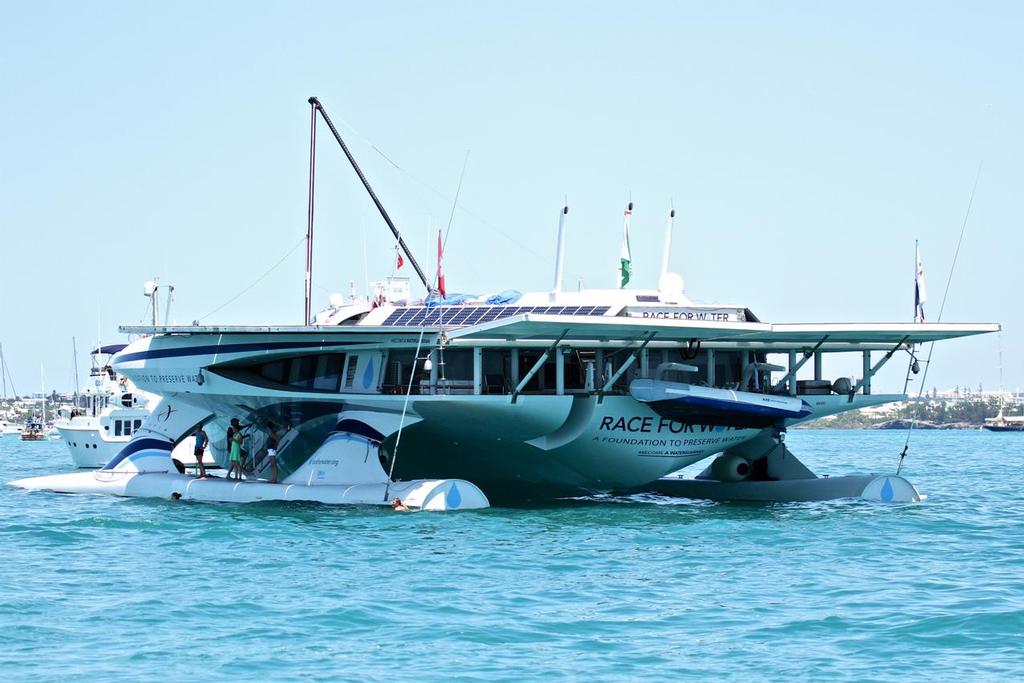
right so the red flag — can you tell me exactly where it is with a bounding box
[396,251,404,270]
[437,229,446,297]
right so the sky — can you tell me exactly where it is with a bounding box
[1,1,1021,395]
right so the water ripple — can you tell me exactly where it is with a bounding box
[1,431,1023,681]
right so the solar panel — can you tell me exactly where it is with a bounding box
[379,304,613,326]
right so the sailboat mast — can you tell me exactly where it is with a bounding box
[305,98,318,324]
[72,337,80,397]
[0,343,6,400]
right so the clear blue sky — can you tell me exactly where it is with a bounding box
[1,1,1020,395]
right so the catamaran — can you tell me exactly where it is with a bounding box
[10,97,999,508]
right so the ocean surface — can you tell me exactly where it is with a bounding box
[1,430,1022,681]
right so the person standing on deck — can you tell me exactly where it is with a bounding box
[227,430,246,480]
[225,417,249,464]
[193,425,209,478]
[265,421,280,483]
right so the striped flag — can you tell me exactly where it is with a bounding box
[915,243,927,323]
[619,202,633,288]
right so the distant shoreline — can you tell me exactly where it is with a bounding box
[797,419,984,431]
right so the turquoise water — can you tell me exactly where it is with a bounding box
[2,430,1022,681]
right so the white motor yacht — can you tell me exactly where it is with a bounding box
[55,344,206,468]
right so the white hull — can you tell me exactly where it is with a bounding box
[9,471,487,510]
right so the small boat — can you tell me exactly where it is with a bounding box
[982,406,1024,432]
[630,378,812,429]
[20,365,50,441]
[20,420,46,441]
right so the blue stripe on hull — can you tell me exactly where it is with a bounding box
[116,340,357,363]
[663,394,809,419]
[101,438,173,470]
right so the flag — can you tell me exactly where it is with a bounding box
[396,249,404,270]
[619,202,633,288]
[437,229,446,298]
[915,243,927,323]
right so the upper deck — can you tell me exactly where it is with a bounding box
[120,286,998,352]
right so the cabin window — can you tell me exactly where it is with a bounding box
[562,349,590,392]
[134,419,142,432]
[382,350,418,393]
[440,350,473,381]
[313,354,345,391]
[518,350,556,393]
[123,420,133,436]
[482,350,509,394]
[259,360,288,384]
[288,355,318,388]
[216,353,348,393]
[114,420,122,437]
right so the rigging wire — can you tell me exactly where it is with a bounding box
[384,326,427,501]
[441,150,470,255]
[196,235,307,323]
[332,114,577,271]
[898,161,983,474]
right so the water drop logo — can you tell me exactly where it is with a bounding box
[362,357,374,389]
[446,483,462,509]
[880,477,894,503]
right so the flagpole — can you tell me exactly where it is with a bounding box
[914,239,917,323]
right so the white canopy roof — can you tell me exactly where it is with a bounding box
[445,314,999,349]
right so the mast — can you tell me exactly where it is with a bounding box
[72,337,80,397]
[0,343,6,400]
[40,363,45,424]
[552,205,569,292]
[660,208,675,278]
[305,98,318,324]
[307,97,432,295]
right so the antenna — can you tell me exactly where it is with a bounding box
[144,279,159,327]
[163,285,175,326]
[660,207,676,278]
[553,205,569,292]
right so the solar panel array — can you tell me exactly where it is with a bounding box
[380,305,611,327]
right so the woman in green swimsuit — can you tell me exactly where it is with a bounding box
[227,431,245,480]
